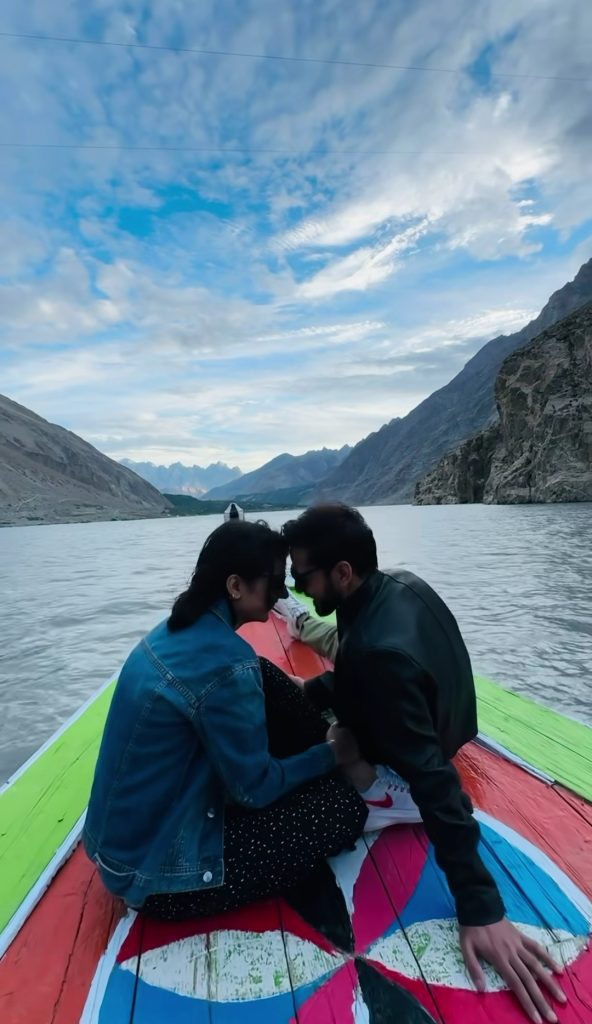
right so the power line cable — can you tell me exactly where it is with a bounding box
[0,29,589,83]
[0,141,509,157]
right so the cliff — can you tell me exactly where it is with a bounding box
[414,302,592,504]
[315,259,592,504]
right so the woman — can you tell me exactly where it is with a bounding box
[83,520,367,920]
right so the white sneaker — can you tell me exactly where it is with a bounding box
[362,769,422,831]
[273,593,309,639]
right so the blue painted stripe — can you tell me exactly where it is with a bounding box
[104,968,302,1023]
[98,964,137,1024]
[386,826,588,936]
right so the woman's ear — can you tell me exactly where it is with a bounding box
[226,574,241,600]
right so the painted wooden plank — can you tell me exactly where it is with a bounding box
[455,745,592,901]
[474,674,592,802]
[269,614,334,680]
[0,844,124,1024]
[0,681,116,938]
[124,900,300,1023]
[240,619,296,674]
[325,831,443,1022]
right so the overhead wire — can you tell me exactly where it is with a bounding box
[0,29,590,84]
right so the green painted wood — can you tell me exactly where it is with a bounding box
[0,681,115,936]
[474,675,592,803]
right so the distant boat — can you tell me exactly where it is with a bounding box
[224,501,244,521]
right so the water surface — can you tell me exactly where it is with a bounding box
[1,503,590,783]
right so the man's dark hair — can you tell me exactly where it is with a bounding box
[282,503,378,577]
[168,520,287,632]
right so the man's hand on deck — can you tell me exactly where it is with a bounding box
[460,918,566,1023]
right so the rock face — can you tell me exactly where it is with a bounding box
[414,302,592,504]
[204,446,352,500]
[0,394,172,526]
[316,258,592,504]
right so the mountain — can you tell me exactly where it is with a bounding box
[414,302,592,505]
[120,459,242,496]
[0,394,172,526]
[204,446,352,501]
[315,258,592,505]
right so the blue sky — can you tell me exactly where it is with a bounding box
[0,0,591,470]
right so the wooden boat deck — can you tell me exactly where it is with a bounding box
[1,615,591,1023]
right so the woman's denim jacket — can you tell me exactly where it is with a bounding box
[83,599,335,907]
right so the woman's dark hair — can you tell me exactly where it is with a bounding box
[168,520,287,632]
[282,503,377,577]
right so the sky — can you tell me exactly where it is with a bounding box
[0,1,591,472]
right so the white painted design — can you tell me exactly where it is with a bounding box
[328,832,379,918]
[352,982,371,1023]
[120,928,341,1002]
[475,809,592,925]
[367,919,588,991]
[80,911,137,1024]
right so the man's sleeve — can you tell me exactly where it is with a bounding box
[299,617,340,662]
[360,650,505,927]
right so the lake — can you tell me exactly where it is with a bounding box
[1,503,591,783]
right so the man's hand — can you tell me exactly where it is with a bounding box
[326,723,360,766]
[460,918,566,1023]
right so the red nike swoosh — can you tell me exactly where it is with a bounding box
[365,793,393,808]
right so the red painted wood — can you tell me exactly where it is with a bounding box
[0,844,123,1024]
[455,745,592,899]
[3,622,590,1024]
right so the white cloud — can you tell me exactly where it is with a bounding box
[298,222,430,298]
[0,0,590,470]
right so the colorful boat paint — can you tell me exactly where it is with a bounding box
[1,613,591,1023]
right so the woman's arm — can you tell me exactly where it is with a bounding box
[196,660,336,808]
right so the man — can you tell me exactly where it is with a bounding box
[280,503,565,1024]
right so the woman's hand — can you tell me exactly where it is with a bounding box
[286,673,305,689]
[326,723,361,766]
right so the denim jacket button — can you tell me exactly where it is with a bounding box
[207,808,215,818]
[203,870,213,883]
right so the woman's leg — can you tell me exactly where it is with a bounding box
[144,773,367,922]
[258,656,329,756]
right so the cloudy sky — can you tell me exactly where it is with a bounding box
[0,1,591,471]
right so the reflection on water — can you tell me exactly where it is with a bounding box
[1,503,590,782]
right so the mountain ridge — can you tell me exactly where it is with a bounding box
[314,258,592,504]
[0,394,171,526]
[120,459,242,496]
[204,445,352,500]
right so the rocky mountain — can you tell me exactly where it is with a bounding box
[414,302,592,504]
[315,258,592,505]
[0,394,172,526]
[204,446,352,501]
[120,459,242,496]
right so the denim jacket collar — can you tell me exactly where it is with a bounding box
[210,596,236,630]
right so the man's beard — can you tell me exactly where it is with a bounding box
[313,582,340,617]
